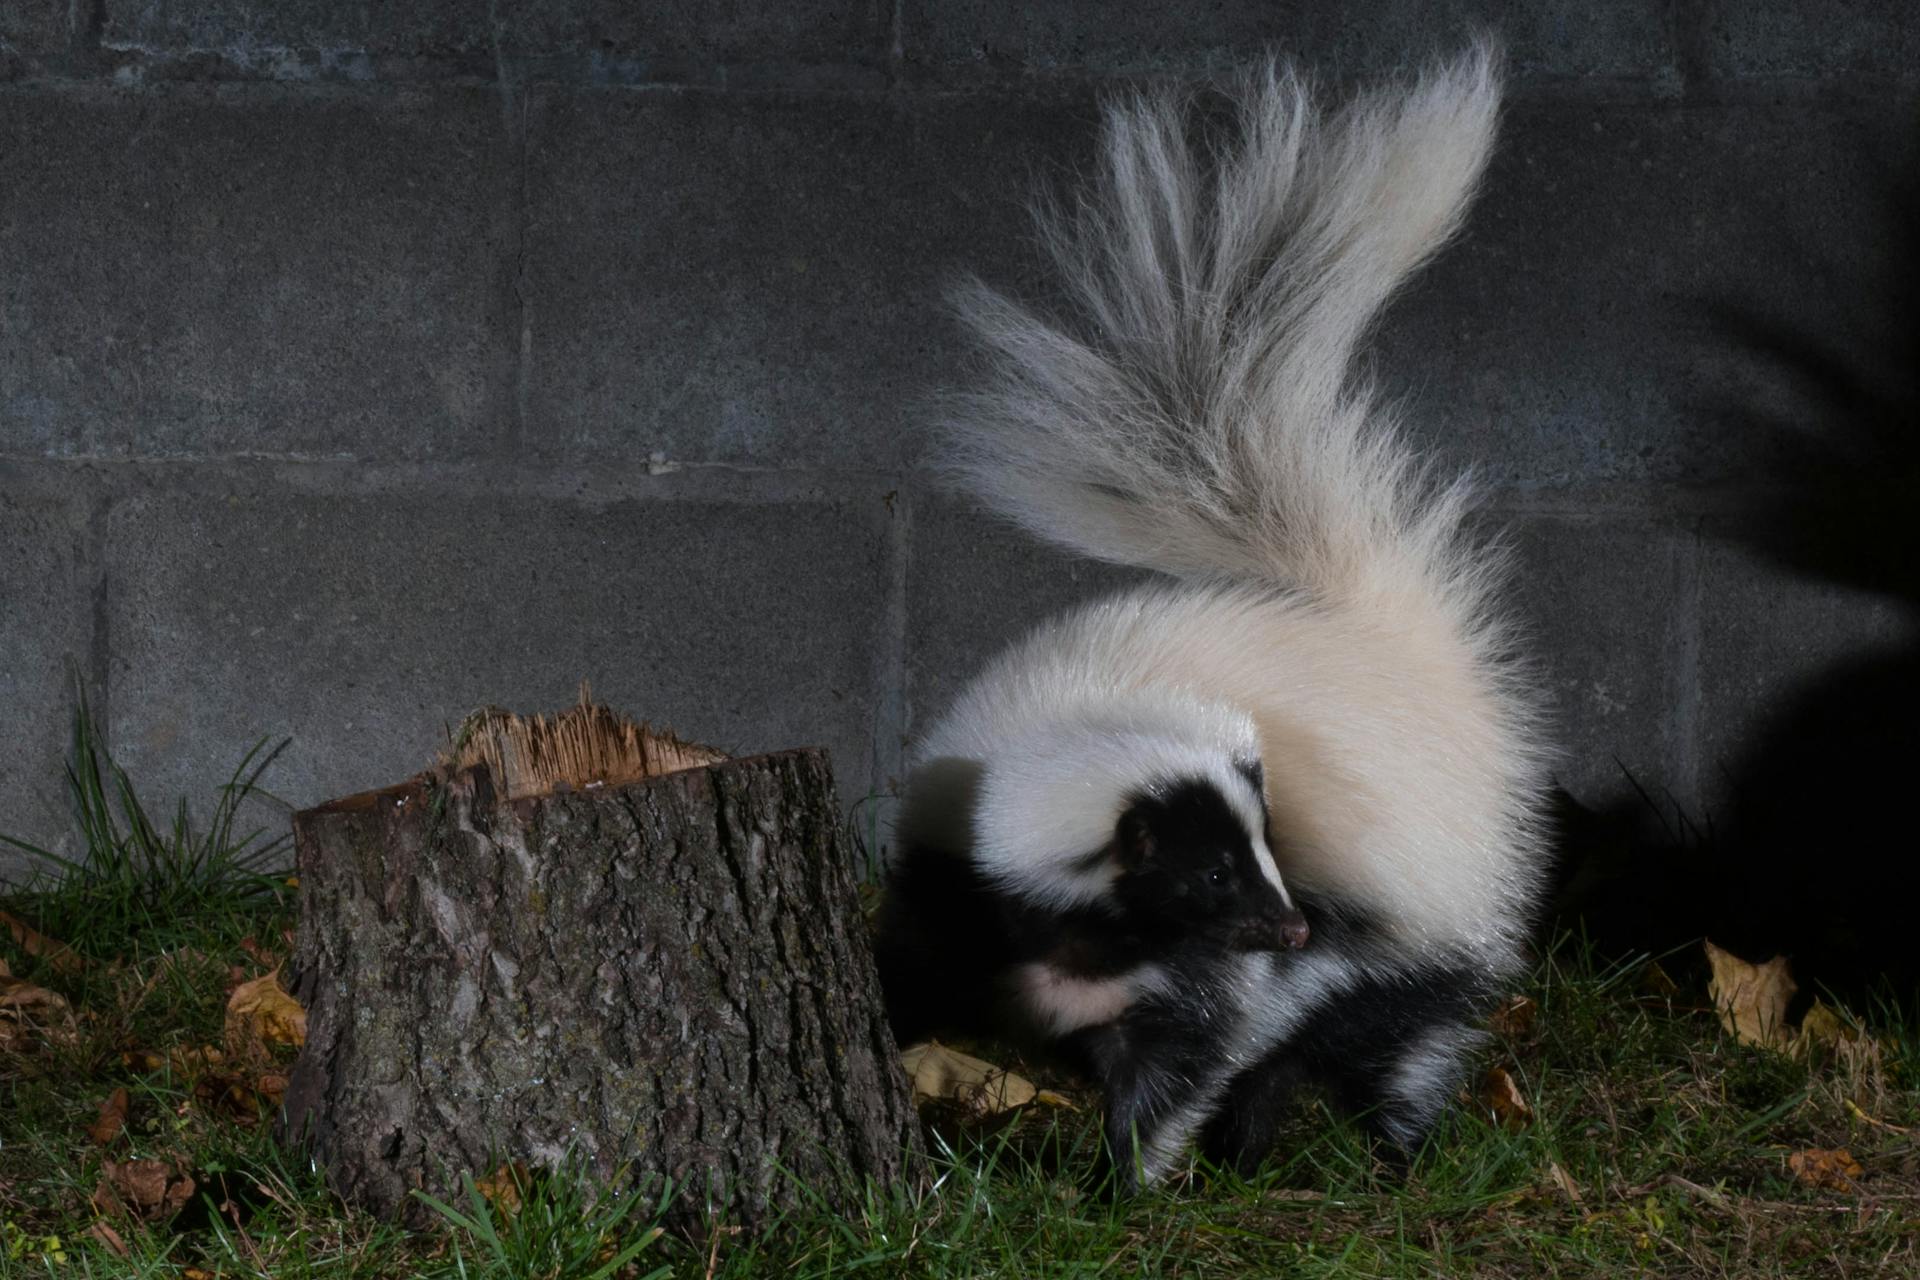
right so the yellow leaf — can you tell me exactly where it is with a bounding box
[900,1040,1036,1116]
[1704,940,1796,1052]
[225,969,307,1052]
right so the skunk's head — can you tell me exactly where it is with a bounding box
[1111,764,1309,953]
[942,690,1307,948]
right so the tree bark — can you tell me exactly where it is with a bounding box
[280,748,923,1233]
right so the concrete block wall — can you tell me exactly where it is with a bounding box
[4,2,1916,881]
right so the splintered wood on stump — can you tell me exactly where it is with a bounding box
[279,701,923,1232]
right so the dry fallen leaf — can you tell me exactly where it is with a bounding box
[1639,960,1679,997]
[1488,994,1538,1038]
[98,1157,195,1222]
[475,1161,532,1217]
[1795,999,1884,1092]
[1704,940,1797,1052]
[1482,1066,1533,1130]
[256,1072,289,1109]
[0,973,75,1051]
[225,969,307,1056]
[1788,1147,1863,1192]
[1545,1160,1584,1205]
[121,1047,166,1072]
[195,1072,263,1126]
[0,909,83,974]
[901,1040,1037,1116]
[84,1220,130,1258]
[0,974,70,1015]
[87,1088,130,1146]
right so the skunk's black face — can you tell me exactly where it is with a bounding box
[1111,775,1309,953]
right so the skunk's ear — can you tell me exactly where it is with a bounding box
[1116,806,1157,870]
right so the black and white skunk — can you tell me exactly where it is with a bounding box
[875,44,1550,1189]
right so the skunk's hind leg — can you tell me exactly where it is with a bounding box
[1204,967,1496,1172]
[1325,1017,1488,1153]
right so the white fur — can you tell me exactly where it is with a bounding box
[1015,961,1172,1036]
[919,684,1288,910]
[915,42,1549,970]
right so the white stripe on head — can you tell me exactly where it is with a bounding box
[949,690,1282,912]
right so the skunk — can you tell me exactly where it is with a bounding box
[875,43,1550,1189]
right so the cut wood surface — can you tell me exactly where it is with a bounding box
[280,703,922,1232]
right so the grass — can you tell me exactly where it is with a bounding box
[4,721,1918,1277]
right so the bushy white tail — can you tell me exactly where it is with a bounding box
[943,45,1502,614]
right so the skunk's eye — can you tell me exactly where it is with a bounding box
[1208,868,1227,885]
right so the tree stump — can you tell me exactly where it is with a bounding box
[279,702,923,1233]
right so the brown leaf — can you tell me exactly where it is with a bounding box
[194,1072,263,1126]
[167,1044,228,1077]
[0,908,83,974]
[1788,1147,1863,1191]
[0,973,70,1015]
[0,954,9,977]
[1488,994,1538,1038]
[1704,940,1797,1052]
[900,1040,1037,1116]
[239,936,278,968]
[255,1072,289,1109]
[101,1157,196,1221]
[85,1220,130,1258]
[86,1087,130,1146]
[1639,960,1679,997]
[224,969,307,1056]
[1482,1066,1533,1130]
[474,1161,531,1217]
[121,1048,166,1072]
[0,973,75,1051]
[1545,1160,1583,1205]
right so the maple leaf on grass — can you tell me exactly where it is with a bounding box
[1704,940,1797,1052]
[900,1040,1038,1117]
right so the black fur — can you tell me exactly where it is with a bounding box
[874,773,1306,1188]
[1197,892,1497,1172]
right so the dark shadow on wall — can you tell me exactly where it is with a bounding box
[1549,127,1920,1001]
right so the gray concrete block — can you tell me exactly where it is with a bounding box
[0,485,90,885]
[99,0,890,83]
[0,1,65,79]
[905,492,1142,743]
[1500,513,1694,807]
[1374,92,1919,490]
[1696,529,1916,815]
[900,0,1676,85]
[522,89,1094,470]
[0,86,514,460]
[1696,2,1919,81]
[103,484,897,834]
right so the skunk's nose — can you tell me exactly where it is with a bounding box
[1278,908,1310,949]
